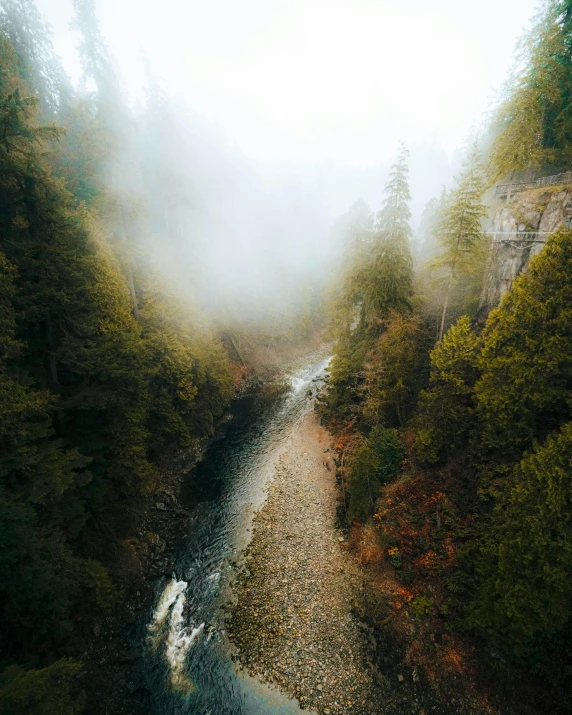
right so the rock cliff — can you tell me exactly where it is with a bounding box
[479,184,572,313]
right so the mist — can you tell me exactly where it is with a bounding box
[6,1,572,711]
[31,0,537,324]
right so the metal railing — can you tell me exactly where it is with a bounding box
[486,231,551,240]
[495,170,572,199]
[485,231,553,247]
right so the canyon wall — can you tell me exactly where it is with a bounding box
[480,184,572,312]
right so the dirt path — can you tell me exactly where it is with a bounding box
[227,411,386,714]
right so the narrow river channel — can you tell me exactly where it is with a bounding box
[142,354,331,714]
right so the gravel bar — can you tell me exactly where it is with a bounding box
[227,411,386,715]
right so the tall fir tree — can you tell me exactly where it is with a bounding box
[490,0,572,178]
[475,227,572,481]
[469,421,572,664]
[0,0,71,117]
[432,147,486,341]
[361,142,414,325]
[413,315,481,464]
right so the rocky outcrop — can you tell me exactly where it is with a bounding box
[479,185,572,313]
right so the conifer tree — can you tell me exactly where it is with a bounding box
[72,0,123,124]
[362,311,428,428]
[413,316,481,464]
[417,191,445,263]
[432,148,486,341]
[376,141,413,239]
[0,0,71,117]
[490,0,572,178]
[0,6,236,702]
[345,426,403,523]
[361,142,413,325]
[475,226,572,480]
[340,198,374,254]
[329,199,374,336]
[323,146,414,427]
[0,659,83,714]
[0,246,92,650]
[469,421,572,663]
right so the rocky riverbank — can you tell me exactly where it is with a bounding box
[79,439,209,715]
[226,408,498,715]
[227,411,386,714]
[79,352,327,714]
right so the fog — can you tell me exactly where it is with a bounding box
[36,0,538,320]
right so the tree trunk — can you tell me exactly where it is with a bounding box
[228,332,246,366]
[438,246,460,342]
[438,274,453,343]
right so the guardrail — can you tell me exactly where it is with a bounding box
[485,231,551,246]
[495,170,572,199]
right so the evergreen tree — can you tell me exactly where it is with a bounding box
[0,246,89,650]
[362,311,428,428]
[139,283,233,453]
[489,0,572,178]
[323,146,414,428]
[416,192,443,263]
[413,316,481,464]
[361,142,413,325]
[327,199,375,340]
[475,226,572,481]
[0,0,71,117]
[0,659,83,714]
[469,421,572,663]
[337,198,374,256]
[72,0,124,125]
[345,426,404,523]
[432,147,486,341]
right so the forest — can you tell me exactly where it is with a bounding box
[319,0,572,710]
[1,0,572,712]
[0,0,327,709]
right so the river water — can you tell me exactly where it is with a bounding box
[142,354,331,715]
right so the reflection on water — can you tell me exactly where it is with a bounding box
[143,354,331,714]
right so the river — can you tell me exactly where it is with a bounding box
[141,353,331,714]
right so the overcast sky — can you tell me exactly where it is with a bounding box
[37,0,539,222]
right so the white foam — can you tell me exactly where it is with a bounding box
[147,578,187,648]
[290,376,306,392]
[164,592,204,691]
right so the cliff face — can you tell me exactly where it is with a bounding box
[479,185,572,312]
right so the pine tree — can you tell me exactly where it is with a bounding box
[323,146,414,427]
[361,142,414,325]
[416,190,447,265]
[0,246,94,650]
[489,0,572,178]
[413,316,481,464]
[0,659,83,714]
[376,141,413,238]
[345,426,404,523]
[139,282,233,453]
[432,147,486,341]
[328,199,375,337]
[469,421,572,663]
[0,6,238,697]
[72,0,123,124]
[362,311,428,428]
[475,226,572,481]
[0,0,72,117]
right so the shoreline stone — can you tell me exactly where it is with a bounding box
[227,411,385,715]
